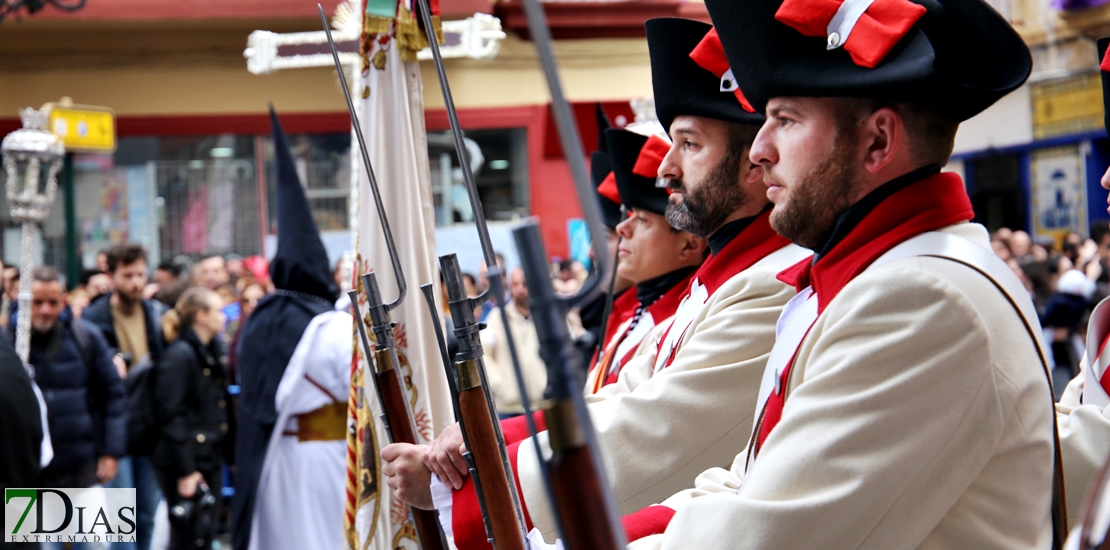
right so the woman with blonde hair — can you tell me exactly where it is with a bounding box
[152,287,229,549]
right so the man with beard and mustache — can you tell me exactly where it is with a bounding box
[621,1,1058,548]
[377,17,807,549]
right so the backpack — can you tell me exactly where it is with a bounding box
[125,355,160,456]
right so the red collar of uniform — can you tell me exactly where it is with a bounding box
[645,269,696,320]
[604,287,641,345]
[696,209,792,293]
[775,171,973,312]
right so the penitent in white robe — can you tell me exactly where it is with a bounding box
[248,308,352,550]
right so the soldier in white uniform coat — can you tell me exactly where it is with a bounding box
[378,17,807,548]
[622,0,1061,548]
[1056,38,1110,544]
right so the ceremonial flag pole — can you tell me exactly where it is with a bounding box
[344,0,454,548]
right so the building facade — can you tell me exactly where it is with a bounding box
[0,0,702,275]
[950,0,1110,246]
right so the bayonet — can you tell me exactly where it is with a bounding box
[410,0,541,547]
[322,5,444,549]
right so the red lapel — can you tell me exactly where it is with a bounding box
[758,171,974,451]
[775,171,974,313]
[602,270,698,387]
[655,211,792,367]
[696,210,792,295]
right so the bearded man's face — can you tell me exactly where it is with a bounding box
[751,97,866,250]
[660,116,764,239]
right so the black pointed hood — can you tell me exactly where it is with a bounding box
[231,107,340,550]
[268,107,338,302]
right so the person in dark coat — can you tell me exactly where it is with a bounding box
[82,243,167,550]
[20,266,126,491]
[230,108,339,550]
[83,243,168,368]
[0,335,44,550]
[152,287,229,550]
[0,334,43,491]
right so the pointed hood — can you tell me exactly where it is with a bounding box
[269,107,338,302]
[231,107,340,550]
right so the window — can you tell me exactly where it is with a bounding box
[427,128,529,226]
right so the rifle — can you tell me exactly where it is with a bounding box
[409,0,536,547]
[592,206,625,373]
[418,283,497,545]
[509,0,628,546]
[319,6,446,550]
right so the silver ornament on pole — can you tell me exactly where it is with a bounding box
[2,107,65,374]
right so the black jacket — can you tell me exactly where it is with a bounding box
[0,335,42,489]
[82,293,168,364]
[153,329,230,479]
[24,314,128,469]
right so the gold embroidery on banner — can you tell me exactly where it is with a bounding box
[392,518,419,549]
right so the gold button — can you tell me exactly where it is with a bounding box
[196,433,206,443]
[203,368,211,376]
[218,399,226,408]
[220,423,228,432]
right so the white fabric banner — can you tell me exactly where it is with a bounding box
[346,27,455,550]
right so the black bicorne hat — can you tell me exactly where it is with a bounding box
[605,128,672,217]
[704,0,1032,122]
[592,151,624,230]
[592,103,624,230]
[1100,37,1110,137]
[647,17,766,133]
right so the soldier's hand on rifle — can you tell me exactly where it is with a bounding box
[423,422,469,490]
[382,443,435,510]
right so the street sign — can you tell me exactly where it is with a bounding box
[44,102,116,153]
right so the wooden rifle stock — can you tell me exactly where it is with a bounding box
[350,288,448,550]
[440,256,529,549]
[456,359,528,550]
[546,401,622,550]
[372,349,449,550]
[511,222,625,550]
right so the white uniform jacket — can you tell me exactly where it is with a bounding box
[628,219,1056,549]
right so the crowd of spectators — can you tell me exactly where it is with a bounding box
[0,244,278,550]
[990,223,1110,395]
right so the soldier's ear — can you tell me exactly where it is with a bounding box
[680,233,709,262]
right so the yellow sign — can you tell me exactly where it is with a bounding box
[45,104,116,153]
[1031,72,1104,140]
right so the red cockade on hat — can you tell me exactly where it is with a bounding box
[689,28,756,113]
[598,171,621,203]
[632,135,673,194]
[1101,41,1110,72]
[775,0,927,69]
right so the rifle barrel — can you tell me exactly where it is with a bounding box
[350,290,448,550]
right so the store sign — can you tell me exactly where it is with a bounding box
[1031,72,1103,140]
[1031,145,1088,247]
[46,105,116,153]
